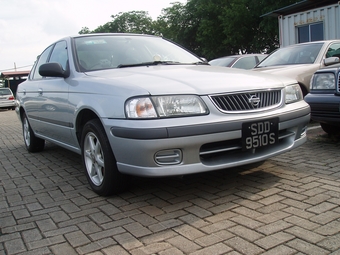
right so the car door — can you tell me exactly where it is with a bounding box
[21,45,54,131]
[32,40,76,146]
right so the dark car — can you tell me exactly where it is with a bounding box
[209,54,267,70]
[304,63,340,135]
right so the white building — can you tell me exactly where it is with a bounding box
[263,0,340,47]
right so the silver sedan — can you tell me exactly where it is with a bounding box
[16,34,310,196]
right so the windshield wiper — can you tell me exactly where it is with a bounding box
[117,61,181,68]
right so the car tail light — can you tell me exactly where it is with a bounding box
[8,96,14,100]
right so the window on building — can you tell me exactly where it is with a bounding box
[298,23,324,43]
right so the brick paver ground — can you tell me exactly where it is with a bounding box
[1,109,340,255]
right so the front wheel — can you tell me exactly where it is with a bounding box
[81,119,126,196]
[22,112,45,152]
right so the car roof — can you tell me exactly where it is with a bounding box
[69,33,160,40]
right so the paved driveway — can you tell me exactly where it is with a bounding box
[1,110,340,255]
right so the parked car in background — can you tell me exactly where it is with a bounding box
[209,54,267,70]
[0,87,16,110]
[304,63,340,135]
[253,40,340,96]
[16,33,310,196]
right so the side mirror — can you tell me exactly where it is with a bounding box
[39,62,70,78]
[324,57,340,66]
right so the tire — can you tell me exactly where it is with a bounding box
[22,113,45,152]
[320,123,340,135]
[81,119,126,196]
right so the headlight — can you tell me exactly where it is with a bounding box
[285,84,303,104]
[310,73,335,90]
[125,95,209,118]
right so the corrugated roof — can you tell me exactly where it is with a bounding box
[261,0,339,17]
[0,71,30,78]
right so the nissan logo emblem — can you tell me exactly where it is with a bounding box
[248,95,261,107]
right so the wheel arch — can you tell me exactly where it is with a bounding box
[19,106,27,122]
[75,109,101,144]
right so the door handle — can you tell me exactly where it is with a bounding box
[38,88,43,95]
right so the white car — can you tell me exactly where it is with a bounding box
[0,88,16,110]
[16,33,310,195]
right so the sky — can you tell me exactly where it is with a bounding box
[0,0,186,73]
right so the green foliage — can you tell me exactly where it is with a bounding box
[79,27,91,34]
[78,0,298,59]
[85,11,155,34]
[154,2,201,54]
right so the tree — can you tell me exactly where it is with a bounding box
[79,27,91,34]
[78,0,299,58]
[180,0,298,58]
[79,11,155,34]
[184,0,233,59]
[154,2,198,51]
[255,0,298,53]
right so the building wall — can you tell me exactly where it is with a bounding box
[279,3,340,47]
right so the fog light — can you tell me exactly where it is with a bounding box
[300,126,307,138]
[154,149,182,165]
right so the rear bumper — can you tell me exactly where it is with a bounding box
[0,101,16,109]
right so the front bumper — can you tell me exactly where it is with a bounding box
[304,93,340,125]
[104,103,310,177]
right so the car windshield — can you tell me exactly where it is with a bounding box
[256,43,323,67]
[74,35,203,71]
[209,57,237,67]
[0,88,12,96]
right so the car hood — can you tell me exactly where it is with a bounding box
[84,65,296,95]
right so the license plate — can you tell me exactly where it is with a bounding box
[242,118,279,150]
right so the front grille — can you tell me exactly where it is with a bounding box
[210,90,282,113]
[337,72,340,92]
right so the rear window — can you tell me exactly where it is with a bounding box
[0,88,12,96]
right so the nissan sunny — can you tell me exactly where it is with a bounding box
[16,34,310,196]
